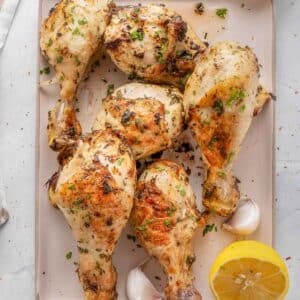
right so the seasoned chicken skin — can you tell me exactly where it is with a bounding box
[93,83,184,160]
[48,130,136,300]
[131,160,203,300]
[40,0,113,101]
[184,42,260,217]
[104,4,207,88]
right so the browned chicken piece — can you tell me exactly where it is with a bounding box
[48,130,136,300]
[184,41,260,217]
[40,0,113,101]
[47,100,82,152]
[104,4,207,89]
[131,160,204,300]
[93,83,184,160]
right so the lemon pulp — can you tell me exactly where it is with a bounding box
[209,241,289,300]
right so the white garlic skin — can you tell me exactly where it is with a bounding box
[223,198,261,236]
[127,265,163,300]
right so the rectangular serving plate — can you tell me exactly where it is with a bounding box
[36,0,275,299]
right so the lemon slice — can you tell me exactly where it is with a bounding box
[209,240,289,300]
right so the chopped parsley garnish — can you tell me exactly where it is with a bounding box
[40,67,50,75]
[175,185,186,197]
[240,104,246,112]
[74,56,81,66]
[130,29,144,41]
[217,171,227,179]
[213,99,224,115]
[209,135,219,149]
[72,27,81,35]
[68,184,76,190]
[155,43,168,63]
[203,223,217,236]
[117,157,124,166]
[136,219,152,231]
[47,38,53,47]
[65,251,72,260]
[56,56,63,64]
[226,89,245,106]
[227,151,235,164]
[78,18,88,25]
[179,72,192,87]
[216,8,228,19]
[167,206,176,217]
[164,220,171,227]
[106,84,114,96]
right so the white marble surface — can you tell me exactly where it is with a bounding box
[0,0,299,299]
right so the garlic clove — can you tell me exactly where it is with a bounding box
[222,198,261,236]
[127,262,163,300]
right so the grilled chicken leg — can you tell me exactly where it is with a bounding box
[48,130,136,299]
[40,0,113,101]
[93,83,184,160]
[104,4,207,88]
[131,160,204,300]
[184,41,260,217]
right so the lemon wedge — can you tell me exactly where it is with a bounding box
[209,240,289,300]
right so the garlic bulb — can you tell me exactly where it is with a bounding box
[222,198,261,236]
[127,263,163,300]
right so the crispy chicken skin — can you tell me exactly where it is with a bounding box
[40,0,113,101]
[93,83,184,160]
[184,42,260,217]
[48,130,136,300]
[131,160,204,300]
[104,4,207,88]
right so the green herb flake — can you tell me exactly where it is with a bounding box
[227,151,235,165]
[226,89,245,107]
[72,27,81,35]
[65,251,72,260]
[68,184,76,190]
[203,223,217,236]
[155,43,168,63]
[175,185,186,197]
[75,56,81,66]
[56,56,63,64]
[117,157,125,166]
[167,206,176,217]
[40,67,50,75]
[208,135,219,150]
[78,18,88,25]
[164,220,171,227]
[47,38,53,47]
[216,8,228,19]
[130,29,144,41]
[240,104,246,112]
[107,84,114,96]
[217,171,227,179]
[179,72,192,87]
[213,99,224,115]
